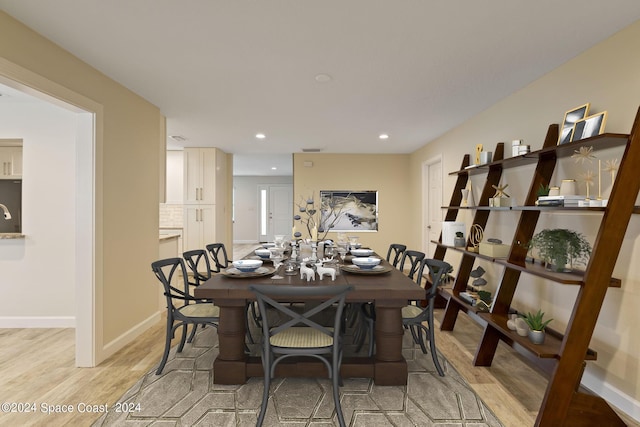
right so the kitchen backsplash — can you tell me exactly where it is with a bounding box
[159,203,183,228]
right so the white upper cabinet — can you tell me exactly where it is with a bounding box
[0,146,22,179]
[183,148,217,204]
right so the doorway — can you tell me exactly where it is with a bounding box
[258,184,293,242]
[422,156,443,257]
[0,63,98,367]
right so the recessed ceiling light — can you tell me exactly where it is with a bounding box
[271,167,277,170]
[256,133,266,139]
[379,134,389,140]
[314,73,332,83]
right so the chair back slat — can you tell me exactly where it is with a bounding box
[399,250,425,279]
[386,243,407,268]
[183,249,212,285]
[206,243,231,273]
[151,257,195,309]
[416,258,452,299]
[249,285,353,345]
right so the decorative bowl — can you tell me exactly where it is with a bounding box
[351,257,381,270]
[350,248,374,257]
[232,259,263,272]
[255,248,272,259]
[262,242,276,249]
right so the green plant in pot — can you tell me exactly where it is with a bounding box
[527,228,591,272]
[536,183,551,197]
[520,309,553,344]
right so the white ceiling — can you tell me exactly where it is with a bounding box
[2,1,640,176]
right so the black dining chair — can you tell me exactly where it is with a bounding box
[205,242,232,273]
[402,258,451,377]
[398,249,425,279]
[249,284,353,427]
[206,242,266,338]
[355,247,425,357]
[151,257,220,375]
[183,248,214,287]
[182,249,216,342]
[386,243,407,268]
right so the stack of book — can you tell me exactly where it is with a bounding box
[536,195,584,207]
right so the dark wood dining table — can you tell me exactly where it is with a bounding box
[194,253,425,386]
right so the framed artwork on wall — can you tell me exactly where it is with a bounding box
[558,103,590,145]
[571,111,608,141]
[320,190,378,232]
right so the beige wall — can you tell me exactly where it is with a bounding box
[293,153,412,255]
[1,12,163,357]
[409,21,640,415]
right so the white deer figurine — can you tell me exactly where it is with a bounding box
[315,257,336,281]
[300,260,315,282]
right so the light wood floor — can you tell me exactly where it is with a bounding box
[0,244,635,427]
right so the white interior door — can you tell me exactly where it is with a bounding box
[258,184,293,242]
[423,157,443,257]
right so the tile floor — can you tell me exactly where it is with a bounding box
[93,321,503,426]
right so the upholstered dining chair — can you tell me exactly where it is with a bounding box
[402,257,451,377]
[386,243,407,268]
[151,257,220,375]
[398,249,425,280]
[249,284,353,427]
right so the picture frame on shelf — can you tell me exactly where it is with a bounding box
[558,103,590,145]
[571,111,608,142]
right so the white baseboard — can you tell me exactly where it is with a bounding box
[101,311,161,361]
[582,369,640,423]
[0,316,76,328]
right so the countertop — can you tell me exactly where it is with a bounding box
[159,234,180,241]
[0,233,25,239]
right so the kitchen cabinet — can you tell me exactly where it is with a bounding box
[183,205,215,251]
[0,146,22,179]
[183,148,216,204]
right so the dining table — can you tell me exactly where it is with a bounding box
[194,251,425,386]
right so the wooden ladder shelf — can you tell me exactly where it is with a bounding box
[435,106,640,426]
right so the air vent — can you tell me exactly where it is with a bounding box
[169,135,187,142]
[302,148,321,153]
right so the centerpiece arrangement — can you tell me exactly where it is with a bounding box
[292,193,347,241]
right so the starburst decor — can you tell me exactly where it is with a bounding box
[579,169,595,200]
[604,158,619,186]
[571,146,596,164]
[492,183,510,198]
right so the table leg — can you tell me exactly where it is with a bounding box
[213,301,248,384]
[374,304,408,385]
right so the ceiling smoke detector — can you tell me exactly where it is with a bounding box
[169,135,187,142]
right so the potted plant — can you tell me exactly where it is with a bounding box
[527,228,591,272]
[520,309,553,344]
[454,231,466,247]
[536,183,551,197]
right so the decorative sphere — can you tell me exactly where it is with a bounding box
[318,227,325,232]
[294,215,301,220]
[294,232,302,237]
[299,207,306,212]
[307,199,314,204]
